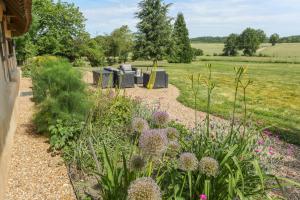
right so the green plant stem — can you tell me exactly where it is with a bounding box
[188,171,192,200]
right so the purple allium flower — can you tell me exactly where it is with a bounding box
[128,177,161,200]
[199,157,219,177]
[132,118,149,133]
[179,152,198,171]
[199,194,207,200]
[165,127,179,141]
[139,129,168,157]
[130,155,146,171]
[152,111,169,126]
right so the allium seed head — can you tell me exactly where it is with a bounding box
[179,152,198,171]
[127,177,161,200]
[139,129,168,157]
[199,157,219,177]
[167,141,181,157]
[153,111,169,126]
[132,118,149,133]
[130,155,146,171]
[165,127,179,141]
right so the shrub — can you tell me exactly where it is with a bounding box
[32,57,89,135]
[49,118,84,150]
[72,57,92,68]
[192,48,204,57]
[21,55,60,77]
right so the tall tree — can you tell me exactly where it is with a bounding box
[223,33,239,56]
[238,28,266,56]
[269,33,280,46]
[15,0,89,62]
[168,13,193,63]
[133,0,172,67]
[109,25,133,63]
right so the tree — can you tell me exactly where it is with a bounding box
[16,0,88,63]
[223,33,239,56]
[108,25,133,63]
[238,28,266,56]
[168,13,193,63]
[133,0,172,67]
[269,33,280,46]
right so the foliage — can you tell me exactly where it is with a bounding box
[32,57,89,134]
[72,57,92,68]
[190,36,227,43]
[133,0,172,66]
[15,0,98,64]
[49,118,85,150]
[66,67,300,200]
[238,28,266,56]
[223,33,239,56]
[168,13,193,63]
[192,48,204,57]
[278,35,300,43]
[21,55,60,77]
[270,33,280,46]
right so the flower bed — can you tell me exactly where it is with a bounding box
[63,67,299,200]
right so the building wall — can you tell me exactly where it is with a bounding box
[0,1,21,199]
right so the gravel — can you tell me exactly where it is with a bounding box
[5,78,76,200]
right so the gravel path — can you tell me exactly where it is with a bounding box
[5,78,75,200]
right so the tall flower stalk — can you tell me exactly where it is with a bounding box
[189,73,201,127]
[205,64,215,137]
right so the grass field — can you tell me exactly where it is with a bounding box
[132,59,300,144]
[191,43,224,55]
[260,43,300,58]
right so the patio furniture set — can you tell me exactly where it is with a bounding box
[92,64,169,89]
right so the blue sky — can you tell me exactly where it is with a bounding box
[61,0,300,37]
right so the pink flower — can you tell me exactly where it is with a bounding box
[257,139,264,145]
[268,146,275,155]
[263,130,272,137]
[255,149,261,153]
[199,194,207,200]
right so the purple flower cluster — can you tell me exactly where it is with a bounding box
[132,117,149,133]
[152,111,170,126]
[139,129,168,157]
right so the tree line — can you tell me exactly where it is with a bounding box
[16,0,199,67]
[223,29,283,56]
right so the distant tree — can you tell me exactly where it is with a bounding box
[269,33,280,46]
[168,13,193,63]
[223,33,239,56]
[192,48,203,57]
[238,28,266,56]
[133,0,172,67]
[109,25,133,63]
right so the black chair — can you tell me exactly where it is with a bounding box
[92,69,114,88]
[143,69,168,89]
[110,64,135,88]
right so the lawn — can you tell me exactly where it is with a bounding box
[132,59,300,144]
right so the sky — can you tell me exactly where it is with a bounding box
[60,0,300,37]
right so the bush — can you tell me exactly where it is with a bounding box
[192,48,204,57]
[72,57,92,68]
[32,56,89,135]
[21,55,60,77]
